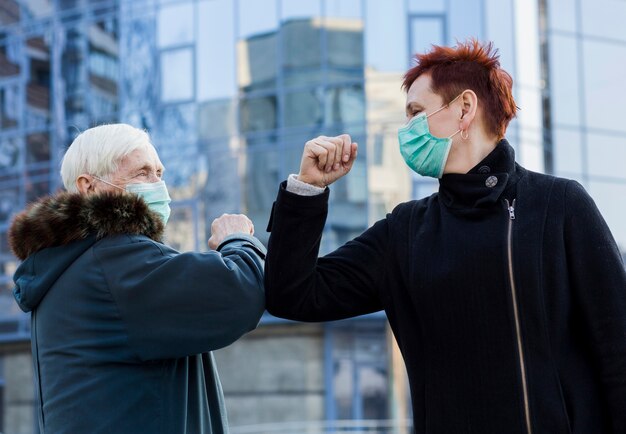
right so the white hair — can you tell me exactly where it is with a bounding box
[61,124,155,192]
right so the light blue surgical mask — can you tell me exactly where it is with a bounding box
[93,177,172,225]
[398,94,462,178]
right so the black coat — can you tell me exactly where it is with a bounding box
[265,140,626,433]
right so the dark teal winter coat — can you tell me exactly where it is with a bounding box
[10,192,265,434]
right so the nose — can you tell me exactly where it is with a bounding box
[147,173,160,183]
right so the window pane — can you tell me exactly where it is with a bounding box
[587,132,626,180]
[553,128,582,177]
[284,89,322,128]
[21,0,53,19]
[326,19,364,71]
[281,0,321,20]
[0,86,19,131]
[589,181,626,252]
[325,0,362,19]
[409,0,445,13]
[410,16,444,56]
[583,40,626,133]
[89,19,119,123]
[26,37,51,130]
[549,35,580,126]
[120,16,158,130]
[238,0,278,39]
[240,95,277,133]
[197,0,236,101]
[160,48,194,102]
[237,32,277,91]
[157,1,194,48]
[364,0,407,72]
[581,0,626,42]
[0,1,19,25]
[547,0,576,32]
[0,43,21,77]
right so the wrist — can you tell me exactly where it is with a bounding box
[296,174,325,189]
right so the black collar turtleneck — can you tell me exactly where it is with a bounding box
[438,139,524,210]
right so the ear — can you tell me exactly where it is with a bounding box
[459,89,478,131]
[76,174,95,195]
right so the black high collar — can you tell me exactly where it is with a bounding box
[438,139,523,211]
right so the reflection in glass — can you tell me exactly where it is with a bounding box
[160,48,194,102]
[21,0,53,19]
[0,1,19,25]
[26,37,51,130]
[589,181,626,253]
[238,0,278,39]
[240,95,277,133]
[0,43,20,77]
[410,16,445,56]
[120,16,158,130]
[553,128,582,177]
[238,32,277,91]
[89,19,119,123]
[331,324,389,420]
[62,27,86,121]
[409,0,445,13]
[0,136,20,170]
[0,86,19,130]
[165,204,200,252]
[586,132,626,180]
[547,0,576,32]
[583,40,626,133]
[157,1,194,48]
[281,0,320,20]
[548,35,579,127]
[581,0,626,42]
[325,0,362,19]
[197,0,236,101]
[26,132,50,164]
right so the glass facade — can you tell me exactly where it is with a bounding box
[545,0,626,253]
[0,0,624,432]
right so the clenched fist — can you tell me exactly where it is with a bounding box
[297,134,358,188]
[208,214,255,250]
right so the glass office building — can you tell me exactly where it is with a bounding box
[0,0,624,432]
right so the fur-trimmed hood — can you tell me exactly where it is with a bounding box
[9,192,164,261]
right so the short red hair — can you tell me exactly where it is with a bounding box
[403,39,517,139]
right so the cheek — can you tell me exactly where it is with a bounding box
[428,118,458,139]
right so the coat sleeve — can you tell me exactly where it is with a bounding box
[94,234,265,361]
[265,182,389,322]
[564,180,626,432]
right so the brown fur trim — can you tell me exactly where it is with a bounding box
[8,192,164,260]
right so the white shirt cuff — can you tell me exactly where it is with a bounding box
[285,174,326,196]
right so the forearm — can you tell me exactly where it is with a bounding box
[265,182,384,321]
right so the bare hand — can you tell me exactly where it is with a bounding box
[297,134,358,188]
[208,214,255,250]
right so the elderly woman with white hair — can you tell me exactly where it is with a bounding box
[9,124,265,434]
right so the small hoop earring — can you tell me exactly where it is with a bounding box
[461,129,469,140]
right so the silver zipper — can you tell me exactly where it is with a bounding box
[505,198,532,434]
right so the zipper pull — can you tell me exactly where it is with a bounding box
[505,199,516,220]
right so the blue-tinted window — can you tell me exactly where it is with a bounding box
[582,39,626,133]
[549,34,580,127]
[157,1,194,48]
[409,16,445,58]
[160,48,194,102]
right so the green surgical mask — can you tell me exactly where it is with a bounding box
[93,177,172,225]
[398,95,462,178]
[125,181,171,225]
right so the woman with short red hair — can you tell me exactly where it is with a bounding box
[265,39,626,433]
